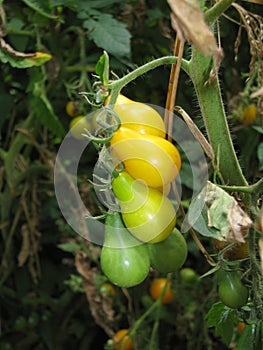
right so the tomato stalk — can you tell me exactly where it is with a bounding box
[127,276,173,346]
[107,56,189,106]
[188,48,248,187]
[205,0,234,25]
[248,228,263,321]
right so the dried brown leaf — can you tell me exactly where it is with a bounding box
[167,0,222,59]
[18,224,31,267]
[75,251,115,337]
[205,181,252,243]
[251,86,263,98]
[175,106,214,160]
[227,202,252,242]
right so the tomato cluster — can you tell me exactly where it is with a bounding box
[98,95,187,287]
[107,94,181,242]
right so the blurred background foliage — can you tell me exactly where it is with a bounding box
[0,1,262,349]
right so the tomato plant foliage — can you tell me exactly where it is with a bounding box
[0,0,263,350]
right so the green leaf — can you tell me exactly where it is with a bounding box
[50,0,77,7]
[78,0,121,11]
[186,181,252,241]
[95,51,109,86]
[22,0,60,20]
[257,142,263,171]
[183,186,222,238]
[83,14,131,58]
[206,302,237,346]
[252,125,263,134]
[0,50,52,68]
[27,68,65,137]
[57,242,80,253]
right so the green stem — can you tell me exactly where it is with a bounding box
[189,48,248,187]
[129,298,162,338]
[205,0,234,25]
[220,178,263,196]
[6,28,34,36]
[248,228,263,320]
[65,65,96,73]
[108,56,189,105]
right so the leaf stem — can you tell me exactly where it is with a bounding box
[220,178,263,196]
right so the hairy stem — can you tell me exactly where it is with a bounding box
[107,56,189,105]
[189,48,248,187]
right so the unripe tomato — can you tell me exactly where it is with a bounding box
[110,127,181,188]
[111,172,176,243]
[66,101,81,117]
[150,278,175,304]
[100,212,150,287]
[240,104,257,125]
[100,282,116,297]
[105,94,166,137]
[180,267,198,284]
[113,329,133,350]
[217,269,248,309]
[147,228,187,273]
[69,116,91,139]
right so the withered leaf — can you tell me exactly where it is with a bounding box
[251,86,263,98]
[167,0,222,59]
[18,224,31,267]
[75,251,115,337]
[204,181,252,243]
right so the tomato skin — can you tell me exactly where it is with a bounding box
[66,101,81,117]
[240,104,257,125]
[100,212,150,288]
[180,267,198,284]
[237,321,246,334]
[111,172,176,243]
[217,269,248,309]
[150,278,175,304]
[69,116,92,139]
[147,228,187,273]
[100,282,116,297]
[113,329,133,350]
[110,127,181,188]
[105,94,166,137]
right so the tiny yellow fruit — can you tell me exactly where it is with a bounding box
[240,104,257,125]
[66,101,81,117]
